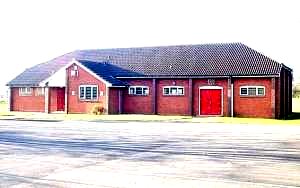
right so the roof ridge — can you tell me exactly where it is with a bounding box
[77,42,244,52]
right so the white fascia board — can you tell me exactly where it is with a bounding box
[232,75,279,78]
[39,58,112,87]
[71,59,112,87]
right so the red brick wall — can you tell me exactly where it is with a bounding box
[157,79,189,115]
[49,87,57,113]
[233,78,272,118]
[123,79,153,114]
[108,88,120,114]
[11,87,45,112]
[193,79,229,116]
[67,64,107,113]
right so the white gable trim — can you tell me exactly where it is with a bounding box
[39,58,112,87]
[71,59,112,87]
[39,67,66,87]
[39,60,75,87]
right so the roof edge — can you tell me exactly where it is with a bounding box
[281,63,293,72]
[72,59,113,87]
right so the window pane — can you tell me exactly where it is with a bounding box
[143,88,149,95]
[248,88,256,96]
[92,87,98,99]
[86,87,91,99]
[240,88,248,95]
[80,87,85,98]
[36,88,44,96]
[129,87,135,94]
[135,87,143,95]
[177,88,184,95]
[171,88,177,95]
[164,88,169,95]
[26,88,31,93]
[257,88,264,95]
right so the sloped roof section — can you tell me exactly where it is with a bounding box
[78,60,132,86]
[7,52,76,86]
[7,43,288,87]
[74,43,283,77]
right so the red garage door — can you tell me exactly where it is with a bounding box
[199,88,222,115]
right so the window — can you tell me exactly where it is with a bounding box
[19,87,32,96]
[79,85,98,100]
[163,86,184,96]
[240,86,265,96]
[35,88,45,96]
[128,86,149,95]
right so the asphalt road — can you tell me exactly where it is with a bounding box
[0,120,300,188]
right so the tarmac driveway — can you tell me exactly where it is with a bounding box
[0,120,300,188]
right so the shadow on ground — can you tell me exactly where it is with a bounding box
[1,130,300,163]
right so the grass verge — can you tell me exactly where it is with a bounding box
[0,99,300,125]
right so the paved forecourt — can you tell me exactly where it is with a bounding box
[0,120,300,187]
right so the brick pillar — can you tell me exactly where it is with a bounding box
[271,77,276,118]
[188,78,193,116]
[45,87,49,113]
[227,77,231,117]
[105,87,109,114]
[152,79,157,114]
[118,89,123,114]
[65,68,69,114]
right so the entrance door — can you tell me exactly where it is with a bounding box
[57,88,65,111]
[199,87,222,115]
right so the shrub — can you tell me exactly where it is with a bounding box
[91,104,105,115]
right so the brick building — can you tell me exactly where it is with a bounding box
[7,43,293,118]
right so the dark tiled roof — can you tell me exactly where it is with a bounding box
[78,60,131,86]
[7,52,75,86]
[7,43,288,87]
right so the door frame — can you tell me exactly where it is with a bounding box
[199,86,223,116]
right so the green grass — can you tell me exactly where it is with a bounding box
[1,99,300,124]
[0,102,8,114]
[292,98,300,113]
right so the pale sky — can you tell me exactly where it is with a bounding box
[0,0,299,94]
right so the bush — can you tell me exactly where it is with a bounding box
[91,104,105,115]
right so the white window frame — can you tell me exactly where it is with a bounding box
[128,86,149,96]
[163,86,184,96]
[35,87,45,96]
[240,86,265,96]
[19,87,32,96]
[79,85,98,100]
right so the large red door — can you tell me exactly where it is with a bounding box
[200,89,222,115]
[57,88,65,111]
